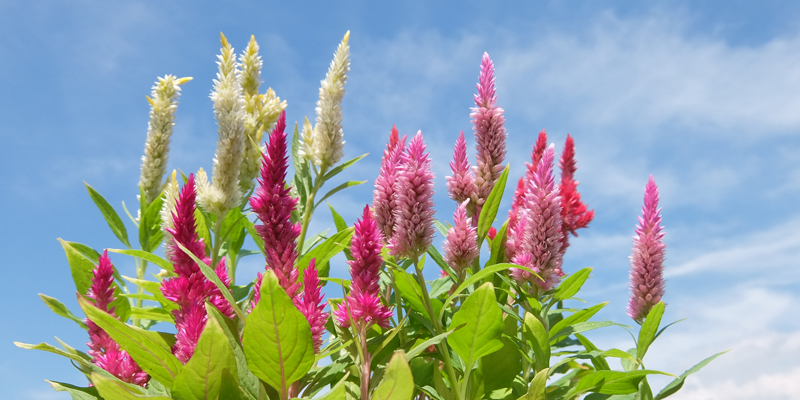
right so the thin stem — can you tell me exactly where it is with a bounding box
[210,216,225,275]
[359,324,371,400]
[132,258,142,327]
[297,166,327,253]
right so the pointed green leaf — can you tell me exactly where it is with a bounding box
[518,368,549,400]
[174,241,245,322]
[553,267,592,302]
[567,370,670,397]
[477,164,510,242]
[488,220,509,267]
[46,380,100,400]
[392,268,427,315]
[637,302,665,361]
[108,248,173,272]
[316,373,350,400]
[91,372,171,399]
[550,321,616,342]
[328,203,348,232]
[314,180,368,210]
[78,295,182,387]
[172,304,237,400]
[139,190,165,252]
[372,352,414,400]
[322,153,368,181]
[129,307,174,323]
[549,302,608,342]
[654,350,728,400]
[243,270,315,395]
[482,315,521,394]
[449,282,504,370]
[297,227,354,279]
[59,238,97,295]
[243,218,266,256]
[439,263,539,321]
[39,294,87,329]
[575,333,611,371]
[219,368,250,400]
[406,330,455,360]
[206,306,260,400]
[85,182,131,248]
[523,313,550,371]
[14,341,91,366]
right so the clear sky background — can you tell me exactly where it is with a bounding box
[2,1,800,399]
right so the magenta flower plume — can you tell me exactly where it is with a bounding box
[335,206,393,330]
[627,176,666,323]
[294,259,328,353]
[250,111,301,304]
[161,174,235,363]
[559,134,594,252]
[507,130,549,261]
[509,145,565,291]
[443,200,479,275]
[373,126,407,241]
[446,131,476,205]
[472,52,507,208]
[388,131,436,259]
[85,251,149,386]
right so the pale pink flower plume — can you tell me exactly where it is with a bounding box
[509,145,565,291]
[471,52,508,208]
[85,251,149,386]
[388,131,436,259]
[334,206,393,329]
[250,111,302,303]
[446,131,476,205]
[373,125,407,242]
[559,134,594,252]
[443,200,479,274]
[627,176,666,323]
[161,174,235,363]
[294,259,329,353]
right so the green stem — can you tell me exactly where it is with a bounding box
[389,271,407,346]
[359,325,371,400]
[412,258,463,400]
[210,216,225,274]
[131,258,142,328]
[297,166,327,253]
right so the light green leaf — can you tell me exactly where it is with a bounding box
[314,180,368,210]
[518,368,549,400]
[392,268,426,315]
[575,333,610,371]
[206,306,260,400]
[91,372,171,399]
[139,189,165,252]
[322,153,368,181]
[108,249,173,272]
[85,182,131,248]
[316,373,350,400]
[439,263,539,321]
[487,220,509,267]
[372,352,414,400]
[174,241,245,322]
[637,302,665,361]
[553,267,592,302]
[242,218,266,256]
[567,370,670,397]
[550,321,616,342]
[406,330,454,360]
[78,295,182,387]
[15,341,91,366]
[481,315,521,394]
[219,368,250,400]
[243,270,315,396]
[523,313,550,371]
[654,350,728,400]
[172,304,237,400]
[449,282,504,371]
[59,238,97,295]
[477,164,510,242]
[328,203,348,232]
[297,227,354,279]
[549,302,608,342]
[39,294,87,329]
[45,380,100,400]
[130,307,174,323]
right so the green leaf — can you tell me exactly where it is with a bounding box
[553,267,592,302]
[220,207,247,262]
[406,330,455,360]
[550,321,616,342]
[206,306,260,400]
[487,220,509,267]
[139,190,165,252]
[314,180,368,210]
[518,368,549,400]
[130,307,174,323]
[15,341,92,366]
[449,282,504,371]
[45,380,100,400]
[477,164,510,242]
[637,302,665,361]
[317,373,350,400]
[85,182,131,248]
[567,370,670,397]
[297,227,354,280]
[328,203,348,232]
[549,302,608,342]
[59,238,97,295]
[392,268,427,315]
[39,294,87,329]
[174,241,245,322]
[108,248,173,272]
[322,153,368,181]
[654,350,728,400]
[439,263,539,321]
[65,242,101,264]
[172,304,237,400]
[372,352,414,400]
[522,313,550,371]
[575,333,611,371]
[219,368,250,400]
[243,270,315,396]
[78,295,182,387]
[481,315,521,394]
[194,207,213,256]
[91,372,171,399]
[243,218,266,256]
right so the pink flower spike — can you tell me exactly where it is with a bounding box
[251,110,301,302]
[388,131,436,260]
[559,134,594,252]
[506,130,548,262]
[294,259,329,353]
[334,206,393,330]
[472,53,507,208]
[446,131,476,205]
[373,127,408,242]
[85,251,149,386]
[443,200,479,275]
[627,176,666,323]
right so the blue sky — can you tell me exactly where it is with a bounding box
[2,1,800,399]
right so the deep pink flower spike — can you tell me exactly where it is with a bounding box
[373,126,407,242]
[507,130,548,262]
[627,176,666,323]
[558,134,594,252]
[294,259,329,353]
[446,131,476,205]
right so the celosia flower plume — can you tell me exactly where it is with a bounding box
[372,125,407,241]
[509,145,565,291]
[85,251,149,386]
[471,52,508,208]
[558,134,594,252]
[446,131,476,205]
[388,131,436,260]
[250,111,301,303]
[506,130,548,262]
[294,259,328,353]
[334,206,393,330]
[627,176,666,323]
[443,200,479,275]
[161,174,235,363]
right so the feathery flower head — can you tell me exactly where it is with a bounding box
[388,131,436,259]
[238,35,265,194]
[446,131,477,205]
[138,75,191,205]
[334,206,393,330]
[506,130,548,261]
[294,259,329,353]
[251,111,301,303]
[198,33,246,217]
[239,35,262,98]
[300,31,350,170]
[85,251,149,386]
[471,53,507,207]
[559,134,594,251]
[627,176,666,323]
[443,200,479,274]
[509,145,565,291]
[373,127,407,242]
